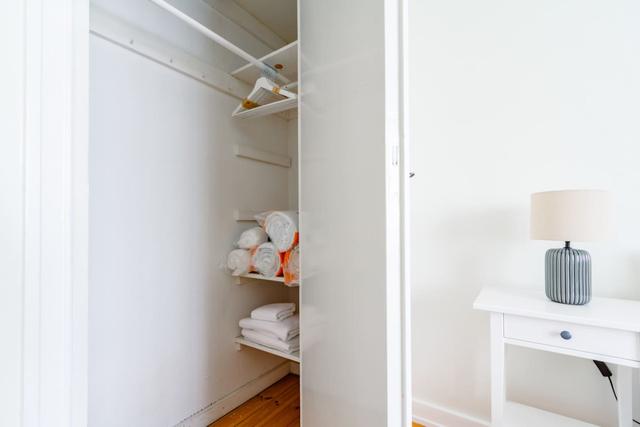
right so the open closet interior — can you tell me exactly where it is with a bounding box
[88,0,301,425]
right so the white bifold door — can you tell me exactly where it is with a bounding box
[299,0,411,425]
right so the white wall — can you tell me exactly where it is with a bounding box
[89,10,294,426]
[0,2,25,426]
[410,1,640,425]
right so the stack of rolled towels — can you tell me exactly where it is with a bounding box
[227,210,299,286]
[239,303,299,354]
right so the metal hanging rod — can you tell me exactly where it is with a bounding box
[147,0,290,85]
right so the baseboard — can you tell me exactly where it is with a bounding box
[413,398,490,427]
[176,362,291,427]
[177,366,487,427]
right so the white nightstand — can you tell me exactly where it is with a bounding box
[474,287,640,427]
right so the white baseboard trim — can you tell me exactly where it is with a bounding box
[177,368,489,427]
[176,362,291,427]
[413,398,490,427]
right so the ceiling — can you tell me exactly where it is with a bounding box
[233,0,297,43]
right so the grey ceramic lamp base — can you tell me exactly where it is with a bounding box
[545,242,592,305]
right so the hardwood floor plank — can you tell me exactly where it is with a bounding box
[285,418,300,427]
[265,397,300,427]
[209,375,299,427]
[253,384,299,427]
[237,380,299,427]
[210,374,421,427]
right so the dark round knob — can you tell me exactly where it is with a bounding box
[560,330,572,340]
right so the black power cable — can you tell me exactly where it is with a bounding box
[607,377,639,425]
[594,360,640,424]
[607,376,618,401]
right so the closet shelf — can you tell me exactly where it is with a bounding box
[234,210,261,221]
[237,273,284,283]
[231,41,298,119]
[235,273,299,287]
[234,337,300,363]
[232,97,297,119]
[232,41,298,85]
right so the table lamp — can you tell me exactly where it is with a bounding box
[530,190,611,305]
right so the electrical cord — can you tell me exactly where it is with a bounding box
[606,376,639,424]
[607,377,618,401]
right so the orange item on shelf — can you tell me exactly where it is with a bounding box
[283,245,300,286]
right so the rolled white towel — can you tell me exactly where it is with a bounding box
[241,329,300,354]
[251,242,283,277]
[239,314,299,342]
[254,211,271,228]
[227,249,251,276]
[251,302,295,321]
[237,226,268,250]
[264,211,298,252]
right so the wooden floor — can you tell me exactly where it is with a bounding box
[210,374,300,427]
[209,374,425,427]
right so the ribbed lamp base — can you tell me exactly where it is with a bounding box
[545,246,592,305]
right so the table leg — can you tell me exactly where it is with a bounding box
[616,365,633,427]
[490,313,505,426]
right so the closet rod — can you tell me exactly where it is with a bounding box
[147,0,290,85]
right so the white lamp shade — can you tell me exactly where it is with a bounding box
[530,190,611,242]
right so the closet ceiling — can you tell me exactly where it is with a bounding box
[231,0,297,43]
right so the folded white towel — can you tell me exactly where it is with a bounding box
[251,242,282,277]
[239,314,299,342]
[251,302,295,321]
[237,226,268,250]
[264,211,298,252]
[241,329,300,354]
[226,249,251,276]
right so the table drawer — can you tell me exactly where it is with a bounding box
[504,314,640,361]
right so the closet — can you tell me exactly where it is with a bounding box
[87,0,409,426]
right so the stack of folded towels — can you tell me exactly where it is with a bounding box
[239,303,299,354]
[226,210,300,285]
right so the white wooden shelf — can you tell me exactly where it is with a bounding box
[234,273,299,287]
[237,273,284,283]
[233,209,287,221]
[503,401,597,427]
[231,41,298,120]
[231,41,298,85]
[232,97,297,119]
[234,337,300,363]
[234,209,260,222]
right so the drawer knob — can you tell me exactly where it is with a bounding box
[560,330,572,340]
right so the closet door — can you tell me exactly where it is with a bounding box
[299,0,409,425]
